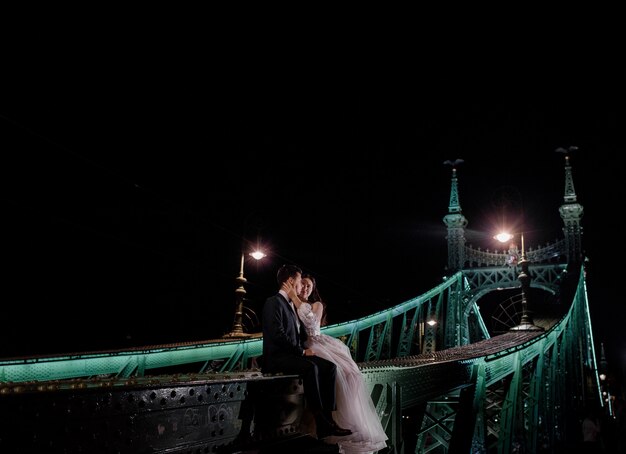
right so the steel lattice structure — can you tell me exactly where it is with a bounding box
[0,151,600,453]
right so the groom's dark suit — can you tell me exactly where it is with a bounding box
[262,291,337,415]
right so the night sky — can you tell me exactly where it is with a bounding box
[3,46,624,391]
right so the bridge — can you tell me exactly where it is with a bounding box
[0,153,602,453]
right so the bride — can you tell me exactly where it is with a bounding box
[287,273,388,454]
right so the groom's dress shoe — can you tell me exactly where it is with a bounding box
[329,423,352,437]
[317,422,352,439]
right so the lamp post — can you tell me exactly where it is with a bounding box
[495,231,543,332]
[223,247,266,339]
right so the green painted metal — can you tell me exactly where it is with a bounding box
[384,381,403,454]
[443,166,468,272]
[497,352,522,454]
[422,300,436,354]
[0,265,602,454]
[470,364,487,454]
[7,259,567,384]
[444,280,461,349]
[347,325,359,360]
[365,324,377,362]
[365,315,392,362]
[401,266,601,453]
[0,152,602,454]
[416,401,457,452]
[0,273,463,382]
[448,377,478,453]
[220,343,246,372]
[380,313,393,360]
[545,342,558,449]
[461,264,566,307]
[397,152,593,453]
[559,154,584,263]
[397,307,419,358]
[116,355,140,378]
[525,352,543,451]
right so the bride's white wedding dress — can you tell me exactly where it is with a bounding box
[298,303,388,454]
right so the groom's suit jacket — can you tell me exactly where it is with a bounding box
[261,292,308,373]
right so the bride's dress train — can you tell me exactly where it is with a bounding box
[298,303,388,454]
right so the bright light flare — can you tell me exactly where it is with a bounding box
[250,251,266,260]
[494,232,514,243]
[427,320,437,326]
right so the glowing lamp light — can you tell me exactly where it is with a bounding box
[495,232,514,243]
[427,320,437,326]
[250,250,266,260]
[599,373,606,381]
[224,247,267,338]
[494,231,525,257]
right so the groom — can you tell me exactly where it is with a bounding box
[261,264,352,439]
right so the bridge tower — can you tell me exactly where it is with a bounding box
[558,148,584,264]
[443,161,468,272]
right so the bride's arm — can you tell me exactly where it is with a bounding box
[297,303,316,329]
[311,302,324,321]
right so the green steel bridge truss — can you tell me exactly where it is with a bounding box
[0,264,601,453]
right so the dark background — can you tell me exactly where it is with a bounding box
[2,36,624,393]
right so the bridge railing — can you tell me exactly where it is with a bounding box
[0,260,587,393]
[0,274,469,382]
[464,238,566,268]
[0,266,602,454]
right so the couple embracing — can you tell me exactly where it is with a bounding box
[262,264,387,453]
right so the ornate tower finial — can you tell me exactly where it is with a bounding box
[443,159,468,272]
[556,146,579,203]
[600,342,608,374]
[556,147,584,264]
[443,159,464,213]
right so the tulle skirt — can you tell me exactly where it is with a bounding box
[307,334,388,454]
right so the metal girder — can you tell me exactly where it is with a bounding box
[416,402,457,453]
[0,267,603,454]
[448,366,481,453]
[0,273,463,382]
[0,373,261,452]
[461,265,567,309]
[526,350,544,450]
[397,306,420,358]
[365,313,393,362]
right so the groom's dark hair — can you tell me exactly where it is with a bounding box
[276,264,302,285]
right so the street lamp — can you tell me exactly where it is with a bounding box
[495,231,544,332]
[223,247,266,339]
